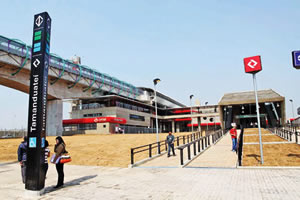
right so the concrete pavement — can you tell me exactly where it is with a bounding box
[1,162,300,199]
[187,131,239,168]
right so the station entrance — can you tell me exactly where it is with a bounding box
[218,89,286,129]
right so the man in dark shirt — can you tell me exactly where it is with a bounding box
[166,132,176,157]
[17,136,27,184]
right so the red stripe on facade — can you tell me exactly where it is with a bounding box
[174,118,192,122]
[187,122,221,127]
[63,117,127,125]
[172,109,199,114]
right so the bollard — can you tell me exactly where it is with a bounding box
[193,142,196,156]
[180,148,184,165]
[296,132,298,144]
[131,149,134,165]
[208,135,210,146]
[149,144,152,158]
[201,138,204,150]
[187,145,191,160]
[158,142,161,154]
[165,142,167,151]
[198,139,201,152]
[187,135,190,143]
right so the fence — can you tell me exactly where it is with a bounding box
[130,132,203,165]
[120,125,161,134]
[177,129,225,166]
[270,126,300,144]
[0,130,26,138]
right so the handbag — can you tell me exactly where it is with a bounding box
[50,154,61,164]
[60,154,72,164]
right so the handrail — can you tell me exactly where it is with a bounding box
[271,126,299,144]
[50,53,65,85]
[177,129,224,166]
[82,65,96,92]
[0,34,142,96]
[130,132,202,165]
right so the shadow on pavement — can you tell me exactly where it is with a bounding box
[44,175,97,194]
[0,161,18,167]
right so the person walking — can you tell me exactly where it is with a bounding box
[230,125,237,152]
[44,140,50,178]
[166,132,176,157]
[52,136,67,188]
[17,136,27,184]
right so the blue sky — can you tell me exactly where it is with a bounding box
[0,0,299,129]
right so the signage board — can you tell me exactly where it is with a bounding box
[292,51,300,69]
[26,12,51,191]
[244,55,262,74]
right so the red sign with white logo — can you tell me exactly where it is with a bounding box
[243,55,262,74]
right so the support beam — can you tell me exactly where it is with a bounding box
[46,99,63,136]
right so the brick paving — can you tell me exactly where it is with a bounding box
[1,162,300,199]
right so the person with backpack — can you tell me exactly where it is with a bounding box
[17,136,27,184]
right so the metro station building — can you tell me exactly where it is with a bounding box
[63,88,285,134]
[218,89,286,129]
[63,88,220,134]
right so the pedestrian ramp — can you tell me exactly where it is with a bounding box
[137,130,238,168]
[186,132,239,168]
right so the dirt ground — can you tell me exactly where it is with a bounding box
[242,128,300,166]
[0,132,192,167]
[244,135,286,143]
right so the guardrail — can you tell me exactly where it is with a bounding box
[178,129,225,166]
[0,34,141,97]
[271,126,299,144]
[130,132,202,165]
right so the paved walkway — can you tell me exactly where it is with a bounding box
[1,162,300,199]
[140,132,237,168]
[187,132,239,168]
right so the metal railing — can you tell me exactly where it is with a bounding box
[130,132,202,165]
[236,128,244,166]
[270,126,300,144]
[178,129,224,166]
[0,34,141,97]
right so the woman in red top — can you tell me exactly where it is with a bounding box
[230,125,237,151]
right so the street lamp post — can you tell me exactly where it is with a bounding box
[153,78,161,145]
[205,102,208,132]
[190,95,194,133]
[290,99,295,125]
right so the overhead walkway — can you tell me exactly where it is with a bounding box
[0,34,141,98]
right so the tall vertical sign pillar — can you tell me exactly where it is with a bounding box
[26,12,51,190]
[243,55,264,164]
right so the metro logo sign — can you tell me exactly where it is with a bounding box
[244,55,262,74]
[292,51,300,69]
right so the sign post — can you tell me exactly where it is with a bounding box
[292,51,300,69]
[243,55,264,164]
[26,12,51,191]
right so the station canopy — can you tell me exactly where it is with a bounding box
[218,89,284,106]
